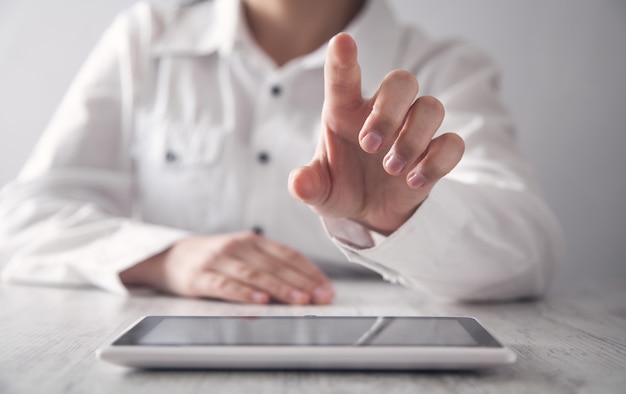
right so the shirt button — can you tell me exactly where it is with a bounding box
[257,151,270,164]
[165,150,178,162]
[270,85,282,97]
[252,226,264,236]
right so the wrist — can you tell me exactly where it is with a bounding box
[119,249,168,288]
[356,201,423,236]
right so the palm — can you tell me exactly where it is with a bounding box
[315,102,428,233]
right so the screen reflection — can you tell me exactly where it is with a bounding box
[136,317,478,347]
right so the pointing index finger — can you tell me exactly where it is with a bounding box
[324,33,363,111]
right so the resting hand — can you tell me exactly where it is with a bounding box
[120,232,334,305]
[289,33,464,234]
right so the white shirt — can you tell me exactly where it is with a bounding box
[0,0,564,301]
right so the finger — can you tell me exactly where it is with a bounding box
[324,33,363,112]
[406,132,465,189]
[247,248,323,293]
[214,257,312,305]
[250,250,335,305]
[254,235,329,284]
[359,70,419,154]
[235,242,322,293]
[189,271,270,304]
[383,96,445,175]
[253,235,334,305]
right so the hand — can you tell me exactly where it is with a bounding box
[289,33,464,234]
[120,232,334,305]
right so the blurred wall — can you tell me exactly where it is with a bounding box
[1,0,625,283]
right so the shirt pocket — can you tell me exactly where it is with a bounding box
[155,120,228,168]
[134,118,234,232]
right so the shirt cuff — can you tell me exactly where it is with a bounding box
[68,221,189,295]
[322,179,470,286]
[2,220,189,296]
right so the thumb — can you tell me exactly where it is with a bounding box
[288,162,329,207]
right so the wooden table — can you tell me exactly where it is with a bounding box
[1,277,624,393]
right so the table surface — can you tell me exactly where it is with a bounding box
[1,277,625,394]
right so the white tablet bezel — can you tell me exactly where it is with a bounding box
[96,316,517,370]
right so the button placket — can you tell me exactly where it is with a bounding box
[270,85,282,97]
[165,150,178,163]
[243,75,289,239]
[257,151,270,164]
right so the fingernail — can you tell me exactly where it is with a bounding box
[361,132,383,152]
[313,284,335,304]
[407,171,427,189]
[251,292,269,304]
[288,289,310,305]
[384,154,406,175]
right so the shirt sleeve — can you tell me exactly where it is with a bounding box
[0,5,188,295]
[323,39,565,302]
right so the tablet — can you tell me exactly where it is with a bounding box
[96,316,516,370]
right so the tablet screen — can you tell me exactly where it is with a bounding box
[114,316,502,348]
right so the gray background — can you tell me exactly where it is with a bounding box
[1,0,624,285]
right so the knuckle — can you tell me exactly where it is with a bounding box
[386,69,419,92]
[286,250,304,262]
[330,66,354,87]
[392,135,427,165]
[421,134,465,180]
[418,161,446,183]
[209,274,231,292]
[230,234,248,245]
[222,235,249,253]
[241,231,258,241]
[369,109,397,132]
[441,132,465,158]
[395,134,429,162]
[238,266,261,282]
[220,244,235,255]
[430,162,450,179]
[417,95,445,118]
[202,247,223,264]
[293,276,317,292]
[278,246,300,260]
[450,133,466,154]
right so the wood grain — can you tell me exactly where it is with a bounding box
[0,278,624,394]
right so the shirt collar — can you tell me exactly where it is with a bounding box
[152,0,241,57]
[152,0,404,95]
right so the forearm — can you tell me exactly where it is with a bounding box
[0,180,187,294]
